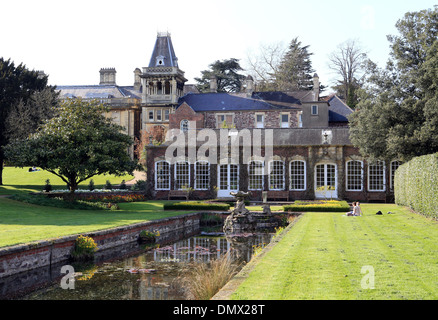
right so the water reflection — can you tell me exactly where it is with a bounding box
[5,232,272,300]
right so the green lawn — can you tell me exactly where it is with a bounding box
[0,166,134,195]
[230,203,438,300]
[0,198,189,248]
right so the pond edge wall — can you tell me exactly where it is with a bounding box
[0,212,201,278]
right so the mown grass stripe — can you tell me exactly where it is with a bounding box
[230,204,438,300]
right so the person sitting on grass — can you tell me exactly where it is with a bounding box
[353,202,363,216]
[345,202,356,216]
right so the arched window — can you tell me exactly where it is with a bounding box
[180,119,189,132]
[248,160,264,190]
[290,160,306,191]
[175,161,190,190]
[155,161,170,190]
[269,160,284,190]
[195,161,210,190]
[346,160,363,191]
[165,81,171,95]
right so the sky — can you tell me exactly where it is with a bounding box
[1,0,437,93]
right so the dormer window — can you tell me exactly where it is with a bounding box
[156,55,166,66]
[311,105,318,115]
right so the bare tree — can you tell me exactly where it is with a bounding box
[328,39,367,108]
[245,41,286,91]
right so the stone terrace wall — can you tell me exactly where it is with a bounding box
[0,213,201,278]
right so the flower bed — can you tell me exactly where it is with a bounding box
[43,190,147,202]
[283,200,350,212]
[163,201,230,211]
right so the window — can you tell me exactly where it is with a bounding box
[156,109,162,121]
[311,105,318,115]
[217,114,234,128]
[346,160,363,191]
[368,161,386,191]
[175,161,190,190]
[390,160,402,191]
[155,161,170,190]
[290,160,306,191]
[195,161,210,190]
[281,114,289,128]
[180,119,189,132]
[269,160,284,190]
[248,160,264,190]
[165,81,171,95]
[164,109,170,121]
[157,82,163,94]
[148,110,154,121]
[256,114,264,128]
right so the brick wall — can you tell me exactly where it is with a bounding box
[169,102,204,130]
[204,110,299,129]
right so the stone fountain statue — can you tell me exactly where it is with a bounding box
[229,191,251,217]
[224,190,274,233]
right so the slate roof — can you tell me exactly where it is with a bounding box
[252,90,316,104]
[148,33,179,68]
[57,85,141,100]
[178,92,300,112]
[327,95,353,122]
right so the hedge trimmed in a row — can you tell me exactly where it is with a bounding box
[9,194,119,210]
[283,200,350,212]
[395,153,438,219]
[163,201,230,211]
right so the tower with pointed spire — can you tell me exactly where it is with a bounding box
[140,32,187,131]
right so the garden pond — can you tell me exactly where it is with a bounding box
[0,230,274,300]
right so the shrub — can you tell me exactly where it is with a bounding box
[43,179,52,192]
[71,235,98,261]
[88,179,95,191]
[104,180,112,190]
[283,200,350,212]
[9,194,118,211]
[163,201,230,211]
[82,193,148,203]
[119,180,127,190]
[131,179,147,191]
[138,230,160,243]
[395,153,438,219]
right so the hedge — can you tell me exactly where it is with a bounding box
[394,153,438,219]
[9,194,119,210]
[283,200,350,212]
[163,201,230,211]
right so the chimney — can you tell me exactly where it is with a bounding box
[36,70,46,79]
[245,75,254,97]
[100,68,117,85]
[133,68,141,91]
[209,75,217,93]
[313,73,319,100]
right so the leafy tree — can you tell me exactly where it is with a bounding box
[195,58,246,93]
[0,58,50,185]
[349,6,438,162]
[4,99,139,193]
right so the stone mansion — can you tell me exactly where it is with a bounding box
[58,32,401,202]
